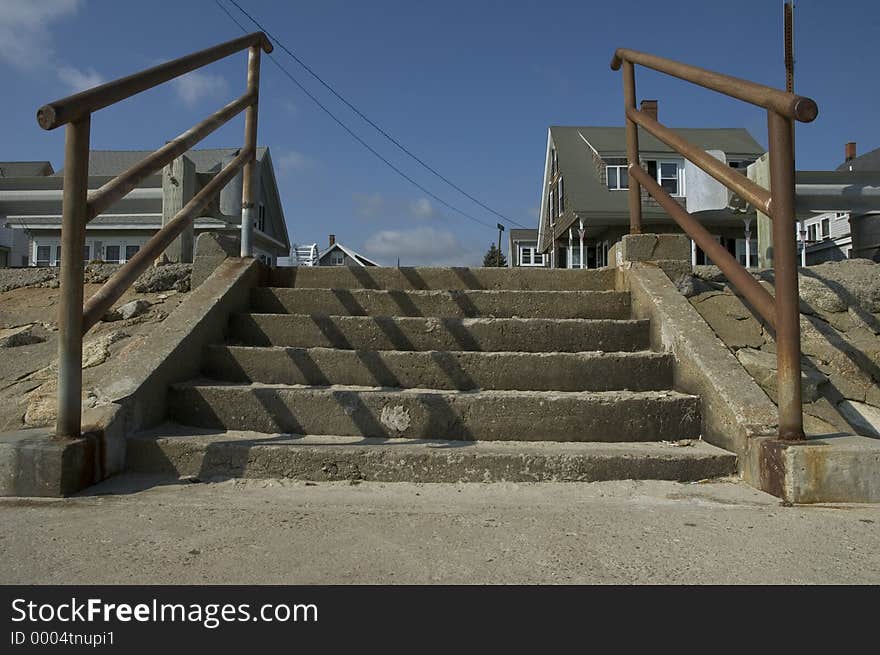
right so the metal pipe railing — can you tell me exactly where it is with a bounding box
[625,106,773,216]
[81,147,253,332]
[612,48,815,441]
[611,48,818,123]
[37,32,271,130]
[87,90,256,220]
[39,32,270,438]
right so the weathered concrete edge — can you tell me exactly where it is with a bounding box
[621,262,880,503]
[751,435,880,503]
[0,258,262,497]
[619,262,778,460]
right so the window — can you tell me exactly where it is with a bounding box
[329,251,345,266]
[835,211,848,220]
[550,148,558,176]
[105,245,121,263]
[806,223,818,243]
[557,177,564,214]
[517,243,543,267]
[548,189,555,224]
[55,245,62,266]
[83,245,91,262]
[257,204,266,232]
[125,245,140,262]
[820,218,830,239]
[36,245,51,267]
[645,160,683,196]
[659,162,679,195]
[605,158,628,190]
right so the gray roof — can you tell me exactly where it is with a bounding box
[570,126,764,157]
[0,161,54,177]
[318,242,380,267]
[549,125,764,228]
[836,146,880,172]
[509,229,538,240]
[10,214,228,228]
[56,147,269,176]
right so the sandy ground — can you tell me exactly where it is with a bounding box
[0,284,187,432]
[1,474,878,584]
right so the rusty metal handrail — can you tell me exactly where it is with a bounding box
[612,48,815,441]
[37,32,271,439]
[611,48,818,123]
[37,32,271,130]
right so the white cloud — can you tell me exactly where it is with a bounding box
[0,1,106,94]
[172,70,229,108]
[0,0,80,71]
[277,150,315,174]
[363,227,482,267]
[409,197,437,219]
[353,192,387,219]
[354,193,441,222]
[56,65,103,92]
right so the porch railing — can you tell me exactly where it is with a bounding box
[611,48,819,440]
[36,32,273,439]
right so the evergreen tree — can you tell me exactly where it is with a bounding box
[483,243,507,267]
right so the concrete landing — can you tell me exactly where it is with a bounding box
[126,425,737,483]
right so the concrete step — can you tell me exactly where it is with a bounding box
[169,383,701,442]
[228,314,651,352]
[250,288,632,319]
[204,346,674,392]
[127,425,737,483]
[266,266,617,291]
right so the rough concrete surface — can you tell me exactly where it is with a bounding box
[687,260,880,438]
[170,384,701,442]
[1,475,877,584]
[252,287,632,319]
[231,314,651,352]
[127,426,734,482]
[205,346,674,391]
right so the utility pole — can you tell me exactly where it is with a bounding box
[496,223,505,267]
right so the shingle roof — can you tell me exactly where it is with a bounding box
[836,146,880,172]
[0,161,54,177]
[549,125,764,227]
[569,126,764,157]
[55,147,269,176]
[318,242,380,267]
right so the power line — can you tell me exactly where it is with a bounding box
[221,0,529,230]
[213,1,497,231]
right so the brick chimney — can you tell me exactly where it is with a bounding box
[845,142,857,162]
[329,234,336,247]
[640,99,658,121]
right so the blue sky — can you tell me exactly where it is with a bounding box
[1,0,877,265]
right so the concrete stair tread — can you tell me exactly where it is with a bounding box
[228,313,650,352]
[267,266,618,291]
[203,345,674,391]
[241,313,644,324]
[127,424,736,483]
[251,287,632,319]
[174,379,696,400]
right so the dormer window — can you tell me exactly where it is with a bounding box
[606,159,628,190]
[645,160,683,196]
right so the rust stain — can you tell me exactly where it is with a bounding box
[760,439,787,500]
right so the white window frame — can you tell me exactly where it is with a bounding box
[657,160,684,196]
[517,242,543,267]
[606,164,628,190]
[329,250,345,266]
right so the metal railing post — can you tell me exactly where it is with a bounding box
[240,45,261,258]
[622,61,643,234]
[768,110,805,440]
[55,116,91,438]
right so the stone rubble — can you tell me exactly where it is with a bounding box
[682,259,880,437]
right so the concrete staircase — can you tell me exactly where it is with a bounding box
[128,267,737,482]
